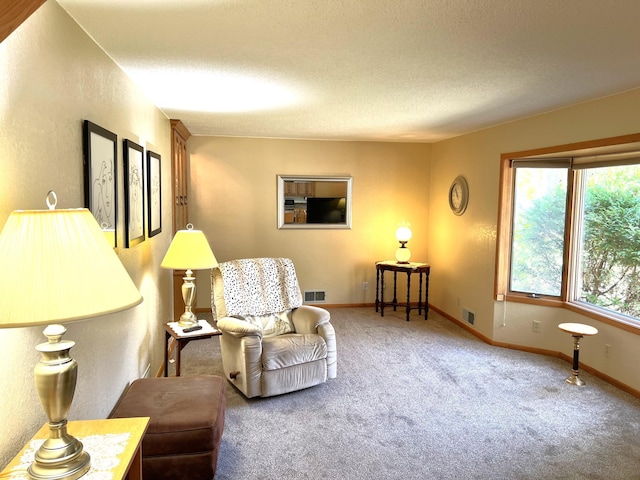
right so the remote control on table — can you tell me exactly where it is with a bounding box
[182,325,203,333]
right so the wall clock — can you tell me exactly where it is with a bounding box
[448,175,469,216]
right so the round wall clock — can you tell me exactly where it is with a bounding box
[448,175,469,216]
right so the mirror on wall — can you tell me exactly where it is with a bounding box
[277,175,353,229]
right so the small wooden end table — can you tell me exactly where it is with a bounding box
[164,319,222,376]
[558,322,598,386]
[375,260,431,321]
[0,417,149,480]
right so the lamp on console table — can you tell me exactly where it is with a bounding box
[395,223,412,264]
[161,223,217,328]
[0,192,143,480]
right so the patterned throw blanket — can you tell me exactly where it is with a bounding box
[217,258,303,317]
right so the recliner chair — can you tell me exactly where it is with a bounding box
[210,257,337,398]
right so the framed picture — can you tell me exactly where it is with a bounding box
[83,120,118,248]
[147,150,162,237]
[123,139,145,248]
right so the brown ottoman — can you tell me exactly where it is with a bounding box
[109,375,226,480]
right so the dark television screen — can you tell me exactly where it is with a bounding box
[306,197,346,223]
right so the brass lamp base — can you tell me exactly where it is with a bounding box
[28,424,90,480]
[31,325,91,480]
[177,311,198,328]
[178,269,198,328]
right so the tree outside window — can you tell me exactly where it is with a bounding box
[508,161,640,322]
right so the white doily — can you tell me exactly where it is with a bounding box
[168,319,220,336]
[8,432,131,480]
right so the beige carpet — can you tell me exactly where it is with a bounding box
[171,307,640,480]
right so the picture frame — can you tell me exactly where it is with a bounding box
[123,139,145,248]
[83,120,118,248]
[147,150,162,237]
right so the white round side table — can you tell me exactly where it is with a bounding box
[558,322,598,386]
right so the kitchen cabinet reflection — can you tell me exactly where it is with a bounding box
[277,176,352,229]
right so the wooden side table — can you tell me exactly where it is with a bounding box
[164,319,222,376]
[375,260,430,321]
[0,417,149,480]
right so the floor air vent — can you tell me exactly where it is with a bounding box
[304,290,326,303]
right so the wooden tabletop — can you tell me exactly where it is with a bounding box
[1,417,149,479]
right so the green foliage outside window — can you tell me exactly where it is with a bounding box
[511,168,566,296]
[511,164,640,320]
[580,166,640,318]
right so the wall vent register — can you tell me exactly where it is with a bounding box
[304,290,326,303]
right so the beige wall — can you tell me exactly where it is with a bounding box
[0,2,173,467]
[188,136,431,307]
[189,92,640,393]
[429,89,640,392]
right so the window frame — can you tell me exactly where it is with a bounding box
[495,133,640,333]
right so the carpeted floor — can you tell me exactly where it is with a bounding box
[171,307,640,479]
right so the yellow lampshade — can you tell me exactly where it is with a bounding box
[161,225,218,270]
[0,208,143,328]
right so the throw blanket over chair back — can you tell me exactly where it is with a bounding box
[211,257,337,398]
[213,257,302,319]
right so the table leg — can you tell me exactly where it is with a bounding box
[418,272,423,315]
[164,331,170,377]
[176,339,183,377]
[380,270,385,317]
[405,272,411,321]
[392,272,398,311]
[375,267,380,312]
[424,271,430,319]
[128,443,143,480]
[566,334,586,386]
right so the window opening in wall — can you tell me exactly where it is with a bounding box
[496,134,640,328]
[510,164,568,297]
[572,163,640,319]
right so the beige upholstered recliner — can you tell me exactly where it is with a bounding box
[210,257,337,398]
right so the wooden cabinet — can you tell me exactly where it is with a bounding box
[0,0,47,44]
[170,120,191,321]
[170,119,190,233]
[284,181,315,197]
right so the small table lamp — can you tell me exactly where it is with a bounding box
[395,224,412,264]
[161,223,217,327]
[0,192,143,480]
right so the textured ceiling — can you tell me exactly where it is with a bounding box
[56,0,640,142]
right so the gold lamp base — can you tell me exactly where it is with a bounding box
[28,426,90,480]
[31,325,91,480]
[177,269,198,328]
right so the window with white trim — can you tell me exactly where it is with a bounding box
[496,135,640,327]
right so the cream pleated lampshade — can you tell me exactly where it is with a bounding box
[0,208,142,328]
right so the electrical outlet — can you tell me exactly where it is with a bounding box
[456,296,461,306]
[532,320,541,333]
[363,282,368,291]
[605,344,612,357]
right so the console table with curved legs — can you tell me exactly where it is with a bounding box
[375,260,430,321]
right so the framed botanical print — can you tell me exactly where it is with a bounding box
[147,150,162,237]
[83,120,118,248]
[123,139,145,248]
